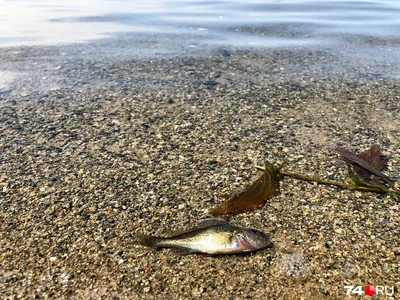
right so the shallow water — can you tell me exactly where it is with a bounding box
[1,0,400,50]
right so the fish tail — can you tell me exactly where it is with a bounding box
[135,234,162,249]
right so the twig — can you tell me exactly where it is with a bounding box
[255,165,400,196]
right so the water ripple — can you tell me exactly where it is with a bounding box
[1,0,400,53]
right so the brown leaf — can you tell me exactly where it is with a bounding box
[335,145,394,186]
[357,144,385,170]
[210,162,282,216]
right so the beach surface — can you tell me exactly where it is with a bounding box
[1,38,400,299]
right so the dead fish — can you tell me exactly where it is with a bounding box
[136,218,273,255]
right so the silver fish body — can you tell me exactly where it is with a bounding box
[136,219,273,255]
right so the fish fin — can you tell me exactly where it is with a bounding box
[195,217,229,229]
[135,234,162,249]
[156,218,230,238]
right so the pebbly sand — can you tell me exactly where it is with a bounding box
[1,38,400,299]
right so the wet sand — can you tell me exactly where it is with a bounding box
[1,40,399,299]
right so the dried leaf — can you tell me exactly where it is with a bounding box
[210,162,282,216]
[357,145,385,170]
[335,145,394,187]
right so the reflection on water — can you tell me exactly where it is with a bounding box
[1,0,400,51]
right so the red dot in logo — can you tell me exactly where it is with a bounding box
[365,285,375,296]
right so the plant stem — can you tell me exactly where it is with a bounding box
[255,165,393,194]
